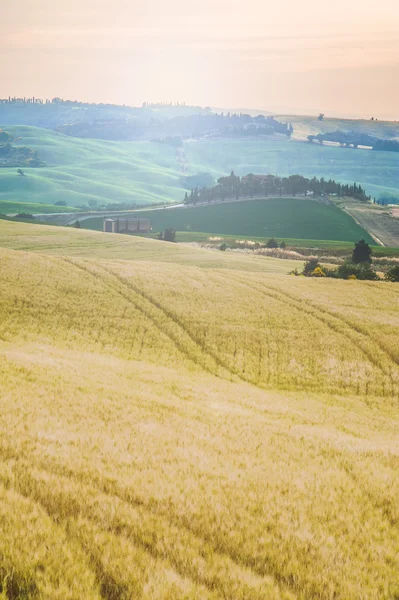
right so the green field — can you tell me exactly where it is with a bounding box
[0,199,80,214]
[1,221,399,599]
[184,139,399,200]
[83,197,375,243]
[0,125,183,207]
[1,125,399,210]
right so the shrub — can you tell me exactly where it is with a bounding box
[266,238,279,248]
[279,241,286,249]
[385,265,399,282]
[158,228,176,242]
[312,266,326,277]
[303,258,320,276]
[220,242,227,251]
[336,261,378,280]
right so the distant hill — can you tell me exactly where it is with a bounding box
[279,115,399,142]
[0,126,184,208]
[1,125,399,209]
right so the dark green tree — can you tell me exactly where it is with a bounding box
[163,228,176,242]
[352,239,372,264]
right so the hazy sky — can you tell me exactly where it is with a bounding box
[2,0,399,117]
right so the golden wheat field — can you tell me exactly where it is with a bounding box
[0,221,399,600]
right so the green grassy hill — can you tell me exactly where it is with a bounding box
[0,125,183,207]
[1,221,399,599]
[184,138,399,200]
[0,199,80,214]
[84,197,375,244]
[1,125,399,211]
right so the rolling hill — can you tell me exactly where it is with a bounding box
[0,126,184,208]
[279,115,399,142]
[1,125,399,211]
[1,221,399,599]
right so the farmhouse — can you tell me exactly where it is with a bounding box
[103,217,150,234]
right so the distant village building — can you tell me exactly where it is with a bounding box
[103,218,150,234]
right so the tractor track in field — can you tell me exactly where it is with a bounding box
[224,272,399,394]
[60,257,247,385]
[0,450,296,600]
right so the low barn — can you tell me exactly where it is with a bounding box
[103,218,150,234]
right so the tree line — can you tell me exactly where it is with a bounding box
[298,240,399,282]
[308,130,399,153]
[183,172,370,204]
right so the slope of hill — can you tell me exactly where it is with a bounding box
[279,115,399,141]
[0,199,80,215]
[341,198,399,247]
[184,138,399,200]
[0,126,183,207]
[83,197,375,244]
[1,221,399,599]
[1,125,399,210]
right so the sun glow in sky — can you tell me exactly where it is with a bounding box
[2,0,399,117]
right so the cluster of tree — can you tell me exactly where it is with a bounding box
[308,130,399,153]
[376,193,399,206]
[0,97,48,104]
[297,240,398,282]
[52,113,293,142]
[102,202,137,211]
[157,228,176,242]
[157,113,292,139]
[0,97,137,108]
[372,139,399,152]
[183,172,370,203]
[0,130,45,168]
[55,119,145,140]
[0,98,292,142]
[142,102,206,109]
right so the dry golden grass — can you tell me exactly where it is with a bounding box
[0,221,399,599]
